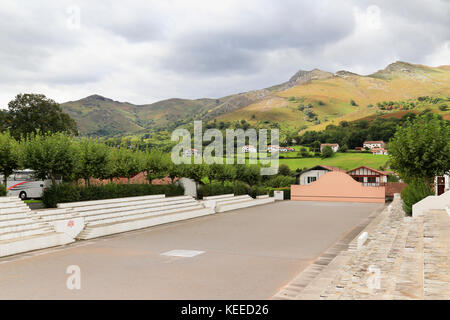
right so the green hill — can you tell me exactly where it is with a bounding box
[61,61,450,136]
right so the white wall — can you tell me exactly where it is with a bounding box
[298,169,329,185]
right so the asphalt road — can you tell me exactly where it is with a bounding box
[0,200,383,299]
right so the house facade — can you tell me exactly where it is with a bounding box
[347,166,388,186]
[363,141,385,149]
[183,148,200,157]
[372,148,388,155]
[296,165,344,185]
[242,145,257,153]
[320,143,339,152]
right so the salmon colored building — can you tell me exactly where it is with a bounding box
[291,171,385,203]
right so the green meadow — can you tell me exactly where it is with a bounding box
[279,153,389,171]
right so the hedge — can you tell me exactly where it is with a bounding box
[269,187,291,200]
[0,184,6,197]
[401,179,433,216]
[42,183,185,208]
[197,181,268,199]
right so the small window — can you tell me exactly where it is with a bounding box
[307,177,317,184]
[368,177,376,183]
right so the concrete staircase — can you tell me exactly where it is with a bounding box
[0,197,74,257]
[57,195,215,240]
[202,194,275,213]
[275,194,450,300]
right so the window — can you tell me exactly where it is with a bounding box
[307,176,317,184]
[368,177,376,184]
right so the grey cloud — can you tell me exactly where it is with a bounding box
[0,0,448,107]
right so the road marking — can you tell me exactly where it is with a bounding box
[161,250,205,258]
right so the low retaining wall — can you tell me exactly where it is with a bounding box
[412,191,450,217]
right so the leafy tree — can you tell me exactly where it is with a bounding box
[0,110,10,132]
[6,94,78,139]
[321,146,334,159]
[236,164,261,186]
[401,179,433,215]
[76,138,111,186]
[0,131,20,186]
[339,144,348,153]
[389,114,450,183]
[20,132,78,184]
[164,154,186,183]
[185,163,209,185]
[278,164,291,176]
[143,149,167,183]
[111,148,144,183]
[311,140,321,152]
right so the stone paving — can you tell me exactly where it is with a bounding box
[275,195,450,300]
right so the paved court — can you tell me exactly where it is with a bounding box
[0,201,383,299]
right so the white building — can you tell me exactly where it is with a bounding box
[183,148,200,156]
[242,145,257,153]
[320,143,339,152]
[296,165,344,185]
[347,166,388,186]
[363,141,385,149]
[372,148,388,155]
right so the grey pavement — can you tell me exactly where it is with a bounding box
[0,200,382,299]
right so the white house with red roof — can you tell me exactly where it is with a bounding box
[363,140,385,149]
[347,166,388,186]
[372,147,388,155]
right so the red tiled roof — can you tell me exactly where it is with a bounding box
[347,166,388,176]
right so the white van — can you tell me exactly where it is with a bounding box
[0,170,53,200]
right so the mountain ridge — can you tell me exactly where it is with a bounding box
[61,61,450,136]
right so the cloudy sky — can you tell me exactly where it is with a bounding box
[0,0,449,107]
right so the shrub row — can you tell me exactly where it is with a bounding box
[0,184,6,197]
[197,181,268,200]
[42,183,185,208]
[264,175,296,188]
[401,179,433,216]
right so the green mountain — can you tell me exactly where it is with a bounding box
[61,61,450,136]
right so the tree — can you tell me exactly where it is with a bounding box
[0,131,20,186]
[389,114,450,183]
[21,132,78,184]
[311,140,321,153]
[112,148,144,183]
[339,144,348,153]
[143,149,167,183]
[321,146,334,159]
[185,163,209,185]
[278,164,291,176]
[236,164,261,186]
[6,94,78,139]
[0,110,10,132]
[76,138,111,186]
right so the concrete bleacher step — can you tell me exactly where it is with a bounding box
[0,232,74,257]
[0,197,75,257]
[57,194,166,208]
[77,206,214,240]
[85,203,205,225]
[72,198,196,216]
